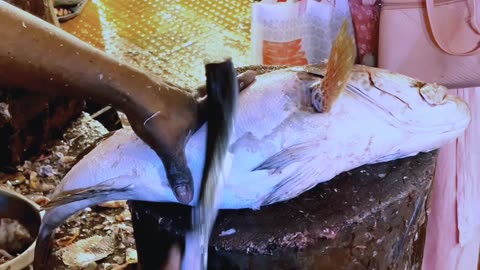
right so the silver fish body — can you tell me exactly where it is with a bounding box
[45,64,470,216]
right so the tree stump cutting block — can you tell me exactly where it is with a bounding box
[130,151,435,270]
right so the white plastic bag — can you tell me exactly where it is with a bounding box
[251,0,355,65]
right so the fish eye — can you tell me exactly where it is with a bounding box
[419,83,448,105]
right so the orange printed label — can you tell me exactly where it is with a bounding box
[262,39,308,65]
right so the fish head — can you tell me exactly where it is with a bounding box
[347,66,471,152]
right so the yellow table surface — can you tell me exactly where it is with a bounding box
[61,0,254,89]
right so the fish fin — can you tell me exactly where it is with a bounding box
[34,176,133,269]
[252,141,318,172]
[252,141,329,206]
[259,164,325,206]
[43,180,133,210]
[311,20,356,113]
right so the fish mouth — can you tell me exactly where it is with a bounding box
[346,83,471,134]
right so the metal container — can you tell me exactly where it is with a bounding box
[0,188,43,270]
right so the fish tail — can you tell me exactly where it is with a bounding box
[312,20,356,113]
[42,183,133,210]
[34,223,56,270]
[34,178,134,268]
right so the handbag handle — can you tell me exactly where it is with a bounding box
[466,0,480,33]
[426,0,480,56]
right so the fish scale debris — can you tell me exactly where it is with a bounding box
[60,235,115,267]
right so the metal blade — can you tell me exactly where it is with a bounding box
[181,58,238,270]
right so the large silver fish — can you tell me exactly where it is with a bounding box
[41,68,471,208]
[34,23,471,269]
[43,65,470,211]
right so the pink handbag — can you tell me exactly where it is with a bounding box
[378,0,480,88]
